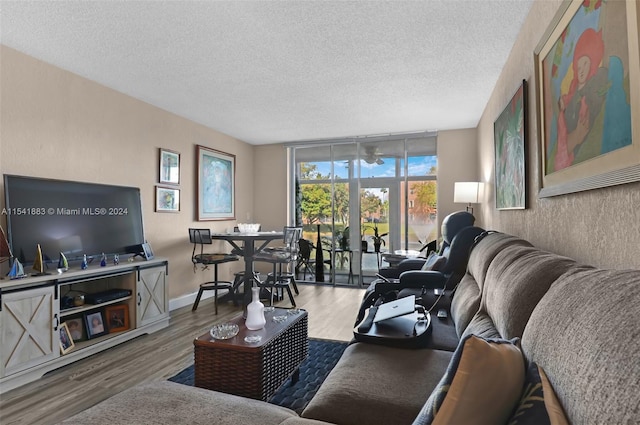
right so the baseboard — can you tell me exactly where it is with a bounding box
[169,290,212,311]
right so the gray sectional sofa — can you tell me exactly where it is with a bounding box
[61,232,640,424]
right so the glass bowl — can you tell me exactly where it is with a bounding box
[209,322,239,340]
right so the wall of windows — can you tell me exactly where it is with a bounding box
[287,132,437,286]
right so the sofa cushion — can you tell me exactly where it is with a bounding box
[59,381,298,425]
[460,310,501,340]
[522,266,640,424]
[482,246,577,339]
[449,274,480,336]
[508,361,569,425]
[412,335,525,425]
[465,232,533,294]
[301,343,452,425]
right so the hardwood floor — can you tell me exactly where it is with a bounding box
[0,283,365,425]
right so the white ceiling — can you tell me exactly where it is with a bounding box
[0,0,533,145]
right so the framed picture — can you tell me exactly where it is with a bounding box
[197,145,235,221]
[59,322,75,354]
[534,0,640,197]
[105,304,130,333]
[64,317,86,342]
[494,80,526,210]
[84,310,107,339]
[155,186,180,213]
[159,148,180,185]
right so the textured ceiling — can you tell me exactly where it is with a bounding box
[0,0,533,145]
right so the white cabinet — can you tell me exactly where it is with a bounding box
[0,286,57,377]
[137,266,168,327]
[0,258,169,393]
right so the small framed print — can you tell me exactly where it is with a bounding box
[84,310,108,339]
[64,317,86,342]
[105,304,130,333]
[155,186,180,213]
[59,322,75,354]
[159,148,180,185]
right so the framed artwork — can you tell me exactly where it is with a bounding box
[495,80,526,210]
[159,148,180,185]
[105,304,129,333]
[59,322,75,355]
[64,317,86,342]
[84,310,107,339]
[155,186,180,213]
[197,145,235,221]
[534,0,640,197]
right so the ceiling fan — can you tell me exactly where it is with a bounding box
[363,146,384,165]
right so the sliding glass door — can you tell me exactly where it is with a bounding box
[290,132,437,286]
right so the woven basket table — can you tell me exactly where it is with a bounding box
[194,308,308,401]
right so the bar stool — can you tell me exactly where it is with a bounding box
[254,226,302,307]
[189,228,239,314]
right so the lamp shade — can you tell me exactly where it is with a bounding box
[454,182,480,204]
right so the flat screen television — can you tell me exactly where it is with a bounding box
[3,174,146,266]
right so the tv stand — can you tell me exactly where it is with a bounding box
[0,257,170,393]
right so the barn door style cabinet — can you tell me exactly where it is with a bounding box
[0,258,169,393]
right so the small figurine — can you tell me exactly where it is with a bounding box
[81,254,88,270]
[100,252,107,267]
[8,258,26,279]
[58,252,69,271]
[32,244,45,275]
[113,254,119,265]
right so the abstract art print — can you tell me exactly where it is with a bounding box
[495,80,526,210]
[535,0,640,197]
[197,145,235,221]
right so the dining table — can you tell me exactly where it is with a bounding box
[210,231,284,311]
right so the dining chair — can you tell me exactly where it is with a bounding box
[296,238,316,280]
[189,228,239,314]
[254,226,302,307]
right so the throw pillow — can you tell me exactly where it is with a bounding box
[507,362,569,425]
[421,252,446,271]
[412,334,525,425]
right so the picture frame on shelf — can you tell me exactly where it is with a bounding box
[159,148,180,185]
[105,304,130,333]
[59,322,75,355]
[84,310,107,339]
[197,145,236,221]
[534,0,640,197]
[155,185,180,213]
[64,317,86,342]
[494,80,526,210]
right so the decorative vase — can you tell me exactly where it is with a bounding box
[245,287,266,330]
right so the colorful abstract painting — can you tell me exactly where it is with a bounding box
[495,81,526,210]
[535,0,639,197]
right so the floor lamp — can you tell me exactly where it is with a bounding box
[454,182,480,216]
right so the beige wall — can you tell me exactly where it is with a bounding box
[478,0,640,269]
[436,128,480,228]
[0,46,255,304]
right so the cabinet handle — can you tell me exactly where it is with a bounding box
[54,313,59,331]
[138,293,141,306]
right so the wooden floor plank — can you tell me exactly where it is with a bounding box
[0,283,365,425]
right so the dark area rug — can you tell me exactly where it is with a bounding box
[168,338,348,414]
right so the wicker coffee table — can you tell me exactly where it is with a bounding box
[194,308,308,401]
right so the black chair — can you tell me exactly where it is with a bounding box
[254,226,302,307]
[378,211,476,280]
[296,238,316,280]
[357,212,484,325]
[189,228,239,314]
